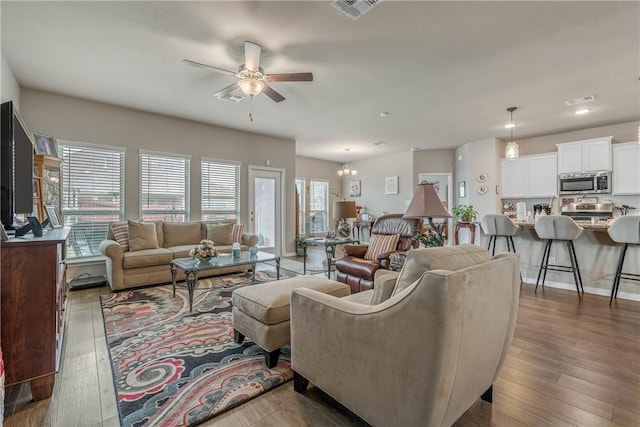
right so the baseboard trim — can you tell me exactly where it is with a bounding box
[522,277,640,302]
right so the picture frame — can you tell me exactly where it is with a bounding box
[0,224,8,242]
[458,181,466,198]
[33,132,59,158]
[45,205,62,228]
[349,180,361,197]
[385,176,399,195]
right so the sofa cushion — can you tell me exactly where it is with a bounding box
[393,244,491,295]
[110,222,130,252]
[163,222,202,247]
[123,248,172,268]
[206,223,234,245]
[232,223,245,243]
[167,244,198,259]
[364,233,399,261]
[128,220,159,251]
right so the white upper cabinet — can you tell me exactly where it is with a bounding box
[612,142,640,195]
[501,153,557,198]
[557,137,612,173]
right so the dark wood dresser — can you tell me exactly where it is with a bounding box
[1,227,70,400]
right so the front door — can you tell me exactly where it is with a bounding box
[248,166,284,255]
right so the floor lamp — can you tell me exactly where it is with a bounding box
[403,183,451,246]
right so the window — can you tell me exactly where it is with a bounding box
[309,180,329,234]
[201,158,240,221]
[140,151,190,222]
[295,178,306,234]
[59,141,125,258]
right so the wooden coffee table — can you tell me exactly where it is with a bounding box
[170,251,280,312]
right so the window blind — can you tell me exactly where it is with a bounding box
[59,141,125,258]
[140,151,190,222]
[201,158,240,221]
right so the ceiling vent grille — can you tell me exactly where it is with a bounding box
[331,0,382,20]
[565,95,596,106]
[216,93,244,103]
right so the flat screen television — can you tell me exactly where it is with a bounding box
[1,100,35,229]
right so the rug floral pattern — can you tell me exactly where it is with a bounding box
[101,269,294,427]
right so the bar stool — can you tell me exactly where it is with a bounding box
[481,214,521,256]
[607,216,640,305]
[534,216,584,298]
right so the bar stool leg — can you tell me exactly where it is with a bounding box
[610,243,628,305]
[536,240,552,292]
[487,235,493,251]
[542,240,552,286]
[569,241,584,295]
[566,241,582,299]
[509,236,523,284]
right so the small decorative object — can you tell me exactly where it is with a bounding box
[458,181,466,198]
[349,180,361,197]
[249,246,259,255]
[189,239,219,263]
[33,132,59,158]
[477,185,488,195]
[325,229,336,239]
[232,242,241,258]
[452,204,478,222]
[477,173,487,182]
[296,234,309,257]
[45,205,62,228]
[355,204,363,220]
[385,176,399,195]
[414,228,444,248]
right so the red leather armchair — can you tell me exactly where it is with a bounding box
[335,213,422,293]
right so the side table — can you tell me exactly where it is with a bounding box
[303,237,359,278]
[454,221,476,245]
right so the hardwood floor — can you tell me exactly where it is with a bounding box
[3,250,639,426]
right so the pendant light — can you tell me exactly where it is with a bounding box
[505,107,519,159]
[337,148,357,176]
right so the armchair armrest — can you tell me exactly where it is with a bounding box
[370,269,399,305]
[242,233,259,247]
[99,239,124,290]
[99,239,123,259]
[341,244,368,257]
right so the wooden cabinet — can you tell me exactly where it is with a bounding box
[1,227,70,400]
[33,154,62,224]
[612,142,640,195]
[501,153,557,198]
[557,137,612,173]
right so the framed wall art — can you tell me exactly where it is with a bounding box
[385,176,398,195]
[33,132,59,158]
[458,181,466,198]
[349,180,361,197]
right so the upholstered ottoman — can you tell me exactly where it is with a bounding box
[232,275,350,368]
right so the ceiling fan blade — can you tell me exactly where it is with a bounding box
[182,59,237,76]
[213,83,239,98]
[266,72,314,82]
[263,85,285,103]
[244,41,262,72]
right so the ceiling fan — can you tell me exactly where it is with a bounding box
[183,41,313,103]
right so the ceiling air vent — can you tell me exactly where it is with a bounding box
[216,93,244,103]
[331,0,382,20]
[565,95,596,106]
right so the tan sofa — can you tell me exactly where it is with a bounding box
[99,221,258,291]
[290,245,520,427]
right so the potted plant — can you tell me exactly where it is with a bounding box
[452,204,478,222]
[296,234,309,257]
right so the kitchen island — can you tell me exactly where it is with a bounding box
[476,218,639,301]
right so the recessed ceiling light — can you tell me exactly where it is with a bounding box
[379,112,390,117]
[575,108,591,115]
[411,147,420,151]
[373,140,385,146]
[504,123,516,129]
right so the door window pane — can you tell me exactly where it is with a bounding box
[254,177,275,247]
[309,180,329,234]
[295,178,306,234]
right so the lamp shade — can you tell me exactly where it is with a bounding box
[333,200,358,219]
[403,184,451,219]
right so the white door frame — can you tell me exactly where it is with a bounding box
[248,165,286,255]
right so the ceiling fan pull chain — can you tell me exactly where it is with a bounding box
[249,97,253,122]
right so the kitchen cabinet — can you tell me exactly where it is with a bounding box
[557,137,612,173]
[501,153,557,198]
[612,142,640,195]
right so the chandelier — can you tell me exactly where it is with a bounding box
[505,107,519,159]
[337,148,357,176]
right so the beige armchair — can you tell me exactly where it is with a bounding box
[290,245,520,427]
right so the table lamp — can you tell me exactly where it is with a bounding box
[403,183,451,246]
[333,200,358,238]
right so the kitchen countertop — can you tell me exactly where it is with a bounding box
[514,220,611,232]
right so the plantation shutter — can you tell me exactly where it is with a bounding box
[59,140,125,258]
[140,150,191,222]
[201,158,240,221]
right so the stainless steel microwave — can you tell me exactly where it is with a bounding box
[558,171,611,195]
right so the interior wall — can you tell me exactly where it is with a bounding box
[411,149,455,185]
[455,138,501,219]
[501,120,639,156]
[20,89,298,253]
[1,51,20,108]
[343,150,414,219]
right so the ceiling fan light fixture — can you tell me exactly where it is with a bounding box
[238,78,265,97]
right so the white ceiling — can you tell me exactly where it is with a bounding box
[2,1,639,163]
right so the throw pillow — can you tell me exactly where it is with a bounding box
[206,223,234,246]
[232,223,245,243]
[128,220,159,251]
[110,222,130,252]
[364,233,400,261]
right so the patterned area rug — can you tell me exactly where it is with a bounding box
[101,267,296,427]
